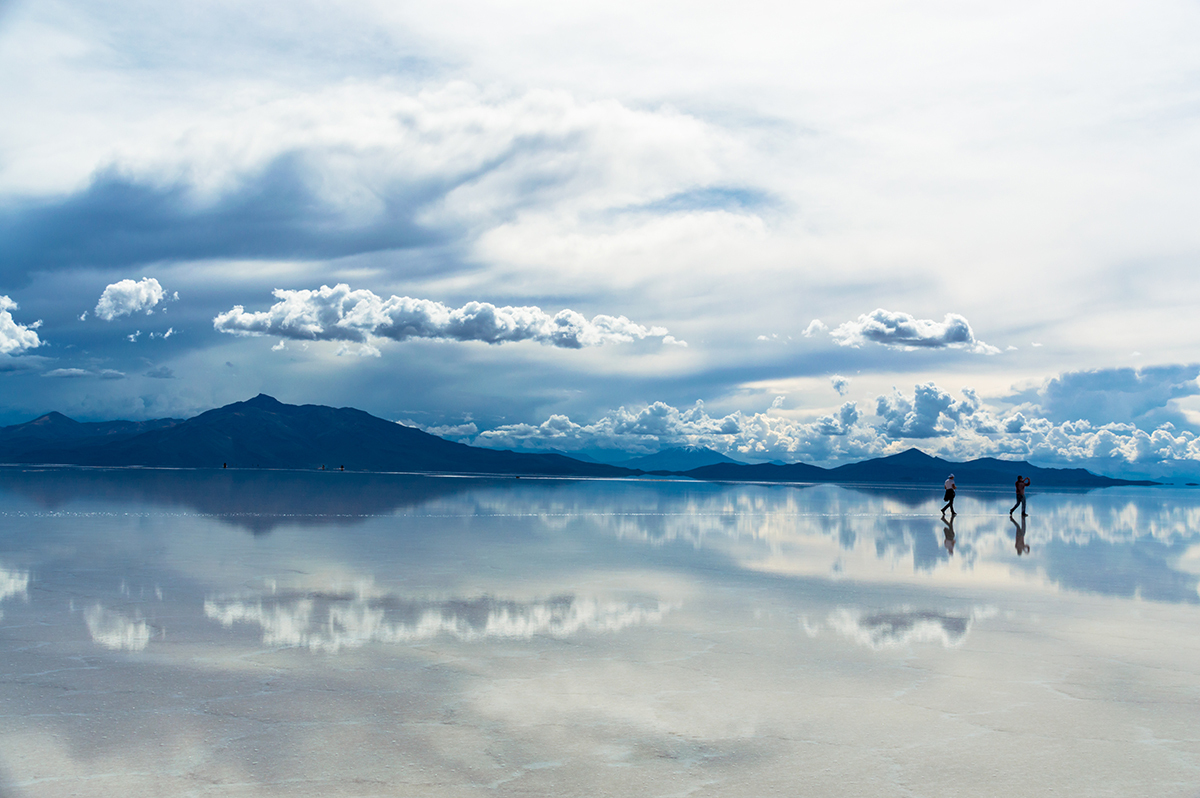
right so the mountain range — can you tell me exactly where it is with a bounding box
[0,394,1155,487]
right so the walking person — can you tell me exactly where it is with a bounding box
[941,473,957,517]
[1010,475,1031,517]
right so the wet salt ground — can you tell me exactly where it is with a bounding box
[1,469,1199,796]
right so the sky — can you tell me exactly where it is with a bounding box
[1,0,1199,478]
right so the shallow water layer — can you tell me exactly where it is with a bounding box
[1,468,1198,796]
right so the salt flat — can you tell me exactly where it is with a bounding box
[1,469,1197,796]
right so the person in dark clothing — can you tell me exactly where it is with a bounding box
[941,474,957,516]
[1010,475,1031,517]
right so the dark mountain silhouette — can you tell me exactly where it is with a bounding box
[0,467,491,535]
[0,395,631,477]
[0,411,181,455]
[0,398,1153,486]
[681,447,1155,487]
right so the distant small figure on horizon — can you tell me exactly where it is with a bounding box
[942,516,956,555]
[1011,514,1030,555]
[340,465,344,471]
[941,473,957,517]
[1010,475,1031,517]
[222,462,226,469]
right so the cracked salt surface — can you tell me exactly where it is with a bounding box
[0,469,1198,796]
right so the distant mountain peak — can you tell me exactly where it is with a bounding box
[886,448,941,463]
[241,394,285,409]
[30,411,79,427]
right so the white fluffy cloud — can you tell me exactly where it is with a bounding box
[94,278,167,321]
[875,382,980,439]
[828,309,999,354]
[465,399,884,464]
[0,296,42,355]
[213,284,676,349]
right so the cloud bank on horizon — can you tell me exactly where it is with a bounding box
[417,364,1200,478]
[1,0,1199,478]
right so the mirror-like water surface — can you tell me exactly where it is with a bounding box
[1,468,1198,796]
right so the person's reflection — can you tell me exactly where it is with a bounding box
[942,516,956,555]
[1011,514,1030,556]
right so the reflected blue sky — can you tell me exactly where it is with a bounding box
[2,469,1200,795]
[2,469,1198,604]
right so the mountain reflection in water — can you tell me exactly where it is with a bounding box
[1,468,1197,603]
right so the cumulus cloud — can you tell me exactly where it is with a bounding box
[94,277,167,321]
[145,366,175,379]
[802,320,828,337]
[214,284,676,349]
[462,398,884,465]
[828,309,999,354]
[0,296,42,355]
[831,374,850,395]
[815,402,861,436]
[875,382,977,438]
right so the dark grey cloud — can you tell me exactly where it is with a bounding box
[1036,364,1200,425]
[815,401,860,435]
[0,154,446,286]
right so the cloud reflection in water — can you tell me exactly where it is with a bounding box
[822,606,997,650]
[0,564,30,619]
[83,604,151,651]
[458,483,1200,602]
[205,591,672,652]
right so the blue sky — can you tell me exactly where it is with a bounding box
[1,0,1199,477]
